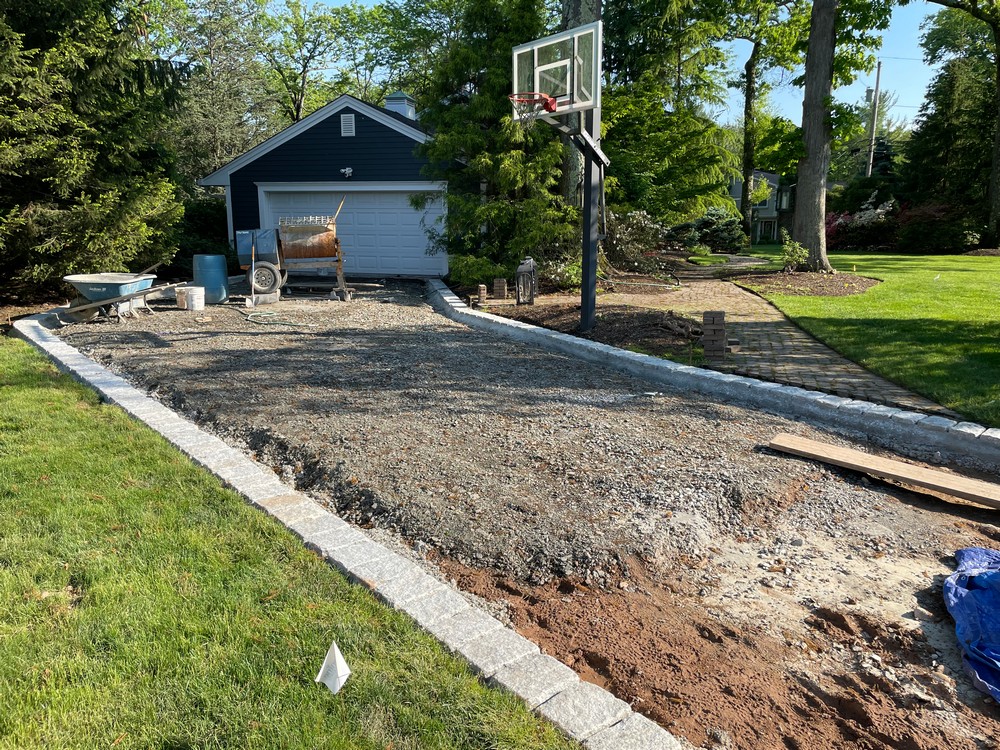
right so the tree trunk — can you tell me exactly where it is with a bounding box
[793,0,837,272]
[989,24,1000,244]
[740,41,762,239]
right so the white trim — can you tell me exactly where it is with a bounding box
[198,95,430,187]
[256,181,447,231]
[225,190,235,245]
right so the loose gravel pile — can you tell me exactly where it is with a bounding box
[56,282,1000,748]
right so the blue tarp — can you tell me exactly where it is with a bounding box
[943,547,1000,701]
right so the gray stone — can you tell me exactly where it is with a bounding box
[584,713,684,750]
[889,409,927,424]
[865,404,902,419]
[401,586,471,628]
[424,607,505,653]
[370,568,442,608]
[950,421,986,438]
[307,525,369,557]
[286,510,346,539]
[816,394,853,408]
[537,681,631,741]
[979,428,1000,447]
[348,550,417,588]
[459,626,539,678]
[919,415,957,432]
[489,652,579,709]
[328,538,393,576]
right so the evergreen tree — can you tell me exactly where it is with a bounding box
[416,0,576,270]
[903,56,994,221]
[602,0,735,224]
[0,0,186,287]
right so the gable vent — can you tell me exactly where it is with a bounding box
[340,114,355,137]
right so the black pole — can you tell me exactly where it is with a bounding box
[580,108,599,333]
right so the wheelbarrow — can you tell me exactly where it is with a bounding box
[60,273,184,323]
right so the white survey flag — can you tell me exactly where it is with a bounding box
[315,641,352,694]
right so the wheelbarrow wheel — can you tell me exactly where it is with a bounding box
[247,262,281,294]
[64,296,99,323]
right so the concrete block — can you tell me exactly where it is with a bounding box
[286,510,345,539]
[816,394,853,409]
[328,538,393,576]
[888,409,926,424]
[865,404,902,419]
[348,550,417,587]
[400,585,471,628]
[371,568,442,609]
[979,428,1000,447]
[459,626,540,678]
[919,415,957,432]
[537,681,631,741]
[950,421,986,438]
[307,525,369,557]
[584,713,684,750]
[272,498,331,526]
[489,652,579,709]
[424,607,505,653]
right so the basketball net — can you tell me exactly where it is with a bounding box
[508,92,556,132]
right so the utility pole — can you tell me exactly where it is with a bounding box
[865,60,882,178]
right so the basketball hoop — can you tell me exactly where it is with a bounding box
[509,92,556,130]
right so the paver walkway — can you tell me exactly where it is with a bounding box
[600,274,958,418]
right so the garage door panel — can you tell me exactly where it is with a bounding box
[265,190,446,277]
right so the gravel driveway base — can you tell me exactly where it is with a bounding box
[15,282,1000,748]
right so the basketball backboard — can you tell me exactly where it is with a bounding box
[512,21,602,120]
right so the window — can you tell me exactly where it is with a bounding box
[340,114,355,137]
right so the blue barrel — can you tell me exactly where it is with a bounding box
[192,254,229,304]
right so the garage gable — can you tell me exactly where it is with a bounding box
[199,95,448,279]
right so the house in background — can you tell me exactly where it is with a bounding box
[728,170,792,243]
[199,92,448,278]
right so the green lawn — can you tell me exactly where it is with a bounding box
[741,250,1000,426]
[0,338,577,750]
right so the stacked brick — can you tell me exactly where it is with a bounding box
[702,311,727,364]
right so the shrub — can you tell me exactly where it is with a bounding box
[666,207,748,253]
[603,210,668,272]
[826,193,898,251]
[446,254,511,288]
[779,229,808,271]
[538,256,582,289]
[895,203,981,254]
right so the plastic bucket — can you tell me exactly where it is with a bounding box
[175,287,189,309]
[186,286,205,311]
[192,254,229,304]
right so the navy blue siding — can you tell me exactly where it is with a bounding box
[230,107,428,231]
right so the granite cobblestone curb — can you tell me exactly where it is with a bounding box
[425,279,1000,474]
[11,312,680,750]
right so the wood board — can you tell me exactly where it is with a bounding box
[769,433,1000,511]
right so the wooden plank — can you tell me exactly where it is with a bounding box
[769,433,1000,510]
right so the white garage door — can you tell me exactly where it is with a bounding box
[264,190,447,277]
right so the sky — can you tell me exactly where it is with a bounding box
[720,0,940,126]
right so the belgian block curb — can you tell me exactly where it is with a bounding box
[10,312,681,750]
[425,279,1000,474]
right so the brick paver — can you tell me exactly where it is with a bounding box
[601,276,956,417]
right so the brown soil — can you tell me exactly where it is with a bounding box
[489,302,702,360]
[964,249,1000,256]
[737,272,881,297]
[438,556,990,750]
